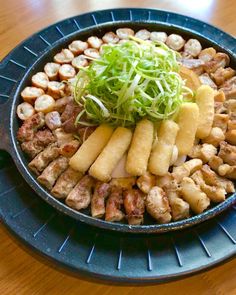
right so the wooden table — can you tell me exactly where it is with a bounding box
[0,0,236,294]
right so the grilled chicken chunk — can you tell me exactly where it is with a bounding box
[225,130,236,145]
[214,91,226,102]
[163,180,190,221]
[220,76,236,99]
[37,156,68,190]
[218,141,236,166]
[51,167,83,198]
[91,182,111,218]
[213,114,229,132]
[201,164,235,193]
[188,143,217,163]
[204,52,230,74]
[137,172,156,194]
[191,170,226,202]
[211,67,235,86]
[146,186,171,223]
[199,47,216,63]
[208,155,224,171]
[224,166,236,180]
[172,159,203,183]
[21,129,56,158]
[199,73,217,90]
[17,112,45,142]
[202,127,225,147]
[105,186,124,222]
[28,143,59,175]
[65,175,95,210]
[123,189,145,225]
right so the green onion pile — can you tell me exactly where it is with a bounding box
[73,37,191,127]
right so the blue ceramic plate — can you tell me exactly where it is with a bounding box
[0,8,236,283]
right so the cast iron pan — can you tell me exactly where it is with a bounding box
[0,8,236,234]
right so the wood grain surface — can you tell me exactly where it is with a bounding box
[0,0,236,294]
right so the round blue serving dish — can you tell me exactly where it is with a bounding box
[0,8,236,283]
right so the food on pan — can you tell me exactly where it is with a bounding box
[126,119,154,176]
[16,28,236,226]
[149,120,179,176]
[195,85,215,139]
[175,103,199,155]
[89,127,132,182]
[69,124,113,172]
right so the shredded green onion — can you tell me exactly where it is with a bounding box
[73,38,192,127]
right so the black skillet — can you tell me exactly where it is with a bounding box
[0,8,236,234]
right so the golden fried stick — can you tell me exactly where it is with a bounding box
[89,127,132,182]
[126,119,154,176]
[148,120,179,176]
[69,124,114,172]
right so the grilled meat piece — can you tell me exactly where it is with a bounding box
[220,76,236,99]
[105,186,124,222]
[218,141,236,166]
[21,129,56,158]
[91,182,111,218]
[191,170,226,202]
[137,172,156,194]
[17,112,45,142]
[65,175,95,210]
[213,114,229,132]
[123,189,145,225]
[53,128,74,147]
[163,180,190,221]
[28,143,59,175]
[146,186,171,223]
[201,164,235,193]
[61,101,82,133]
[199,73,217,90]
[51,167,83,199]
[37,156,69,190]
[54,96,73,113]
[59,139,80,157]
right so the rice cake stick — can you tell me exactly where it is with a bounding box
[195,85,215,139]
[126,119,154,176]
[69,124,113,172]
[148,120,179,176]
[89,127,132,182]
[175,102,199,155]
